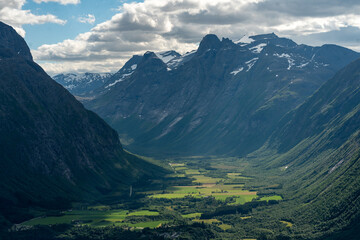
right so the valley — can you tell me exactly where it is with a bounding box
[13,156,286,239]
[1,15,360,239]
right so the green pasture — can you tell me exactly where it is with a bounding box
[128,210,159,216]
[185,169,201,175]
[22,209,160,227]
[181,213,202,219]
[22,210,129,226]
[219,224,232,230]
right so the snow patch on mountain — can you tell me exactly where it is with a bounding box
[156,51,181,64]
[131,64,137,70]
[236,35,255,46]
[230,67,244,75]
[105,72,133,89]
[245,58,259,71]
[297,62,310,68]
[167,50,196,69]
[273,53,295,70]
[250,43,267,53]
[65,84,76,90]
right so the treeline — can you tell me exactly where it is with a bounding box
[3,223,217,240]
[201,200,279,219]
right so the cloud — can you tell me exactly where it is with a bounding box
[33,0,80,5]
[293,26,360,52]
[78,14,96,24]
[0,0,66,37]
[32,0,360,75]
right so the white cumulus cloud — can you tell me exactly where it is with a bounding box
[33,0,80,5]
[78,14,96,24]
[0,0,66,37]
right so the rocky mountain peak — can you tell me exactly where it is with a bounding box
[250,33,278,41]
[138,51,167,72]
[197,34,222,54]
[0,21,33,61]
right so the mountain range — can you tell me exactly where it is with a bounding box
[84,33,360,157]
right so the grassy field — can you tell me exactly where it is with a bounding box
[146,164,259,205]
[174,166,188,171]
[22,210,129,226]
[22,209,162,228]
[128,210,159,216]
[231,195,258,205]
[181,213,202,219]
[149,193,201,199]
[185,169,201,175]
[218,224,232,230]
[169,163,185,167]
[126,220,168,228]
[192,175,223,184]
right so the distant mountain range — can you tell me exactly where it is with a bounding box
[0,21,165,227]
[82,33,360,156]
[52,51,182,97]
[53,72,112,97]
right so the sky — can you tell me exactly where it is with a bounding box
[1,0,360,76]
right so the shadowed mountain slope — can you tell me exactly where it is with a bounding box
[252,58,360,239]
[0,22,166,227]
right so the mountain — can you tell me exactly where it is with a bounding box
[253,58,360,238]
[0,22,32,61]
[86,33,360,157]
[53,72,112,97]
[0,22,166,227]
[53,51,181,98]
[94,51,181,95]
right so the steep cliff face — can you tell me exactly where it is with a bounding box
[0,22,166,226]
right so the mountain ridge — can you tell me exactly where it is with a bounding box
[85,33,360,157]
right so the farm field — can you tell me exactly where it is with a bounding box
[149,163,260,205]
[22,210,161,228]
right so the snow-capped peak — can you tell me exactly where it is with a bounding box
[235,35,255,46]
[155,51,181,64]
